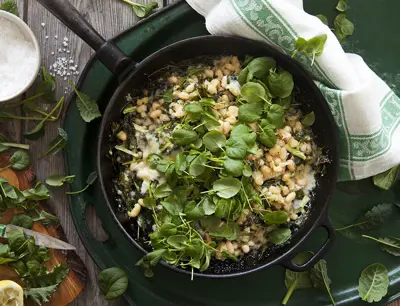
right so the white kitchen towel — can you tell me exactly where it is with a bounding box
[186,0,400,181]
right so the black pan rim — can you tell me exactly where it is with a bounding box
[96,35,340,278]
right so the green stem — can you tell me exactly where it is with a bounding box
[362,235,400,248]
[0,143,30,150]
[281,279,297,305]
[0,165,12,172]
[5,93,44,108]
[66,184,89,195]
[325,283,336,306]
[122,0,144,8]
[335,220,370,231]
[0,114,47,121]
[29,108,57,120]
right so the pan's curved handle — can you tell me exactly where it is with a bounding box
[36,0,135,79]
[281,215,335,271]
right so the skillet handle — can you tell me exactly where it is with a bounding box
[36,0,135,78]
[281,215,335,271]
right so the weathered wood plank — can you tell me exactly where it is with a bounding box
[20,0,160,305]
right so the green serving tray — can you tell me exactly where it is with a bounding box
[64,1,400,305]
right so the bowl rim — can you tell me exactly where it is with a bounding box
[0,10,41,103]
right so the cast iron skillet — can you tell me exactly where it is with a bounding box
[37,0,339,277]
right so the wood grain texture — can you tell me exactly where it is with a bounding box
[3,0,399,305]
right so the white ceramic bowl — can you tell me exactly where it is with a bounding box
[0,10,41,102]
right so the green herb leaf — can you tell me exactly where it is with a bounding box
[154,183,172,198]
[23,122,45,140]
[373,165,400,190]
[336,0,348,12]
[334,14,354,42]
[40,128,68,158]
[241,82,266,104]
[311,260,336,306]
[230,124,256,146]
[358,263,389,303]
[267,69,294,98]
[202,130,226,152]
[66,171,97,195]
[22,183,50,201]
[202,197,216,215]
[225,137,248,159]
[0,0,18,15]
[238,67,249,85]
[223,157,244,177]
[10,150,30,170]
[362,235,400,256]
[125,1,158,18]
[161,196,183,216]
[287,147,306,160]
[282,252,313,305]
[10,214,34,229]
[293,35,328,65]
[200,216,239,240]
[172,129,198,146]
[238,103,262,123]
[45,174,75,187]
[98,267,129,300]
[24,285,58,305]
[268,228,291,244]
[189,154,206,177]
[357,203,393,231]
[247,57,276,79]
[212,178,241,199]
[267,104,285,128]
[70,82,101,123]
[184,103,203,114]
[184,201,205,220]
[316,14,329,25]
[302,111,315,127]
[259,125,277,148]
[264,211,288,225]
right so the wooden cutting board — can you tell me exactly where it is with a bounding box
[0,154,86,306]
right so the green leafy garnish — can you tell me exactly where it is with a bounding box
[121,0,158,18]
[67,171,97,195]
[310,260,336,306]
[301,111,315,127]
[45,174,75,187]
[373,164,400,190]
[10,214,34,229]
[334,14,354,43]
[70,82,101,123]
[268,228,291,244]
[362,235,400,256]
[336,0,348,12]
[39,128,68,159]
[282,252,313,305]
[292,34,328,66]
[316,14,328,25]
[98,267,129,300]
[0,150,30,171]
[358,263,389,303]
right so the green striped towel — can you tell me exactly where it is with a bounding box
[186,0,400,181]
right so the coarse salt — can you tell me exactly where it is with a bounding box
[0,17,38,100]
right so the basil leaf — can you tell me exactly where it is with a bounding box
[202,130,226,152]
[70,82,101,123]
[172,129,198,146]
[358,263,389,303]
[212,178,241,199]
[10,150,30,170]
[268,228,291,244]
[98,267,129,300]
[373,164,400,190]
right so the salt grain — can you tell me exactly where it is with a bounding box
[0,17,37,100]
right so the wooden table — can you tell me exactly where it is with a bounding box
[1,0,399,305]
[1,0,175,305]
